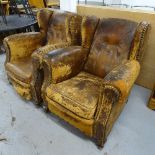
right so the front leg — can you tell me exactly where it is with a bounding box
[94,85,120,148]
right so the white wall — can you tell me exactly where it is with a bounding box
[60,0,122,12]
[87,0,155,6]
[122,0,155,7]
[86,0,121,4]
[60,0,155,12]
[60,0,77,12]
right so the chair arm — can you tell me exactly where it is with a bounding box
[103,60,140,97]
[30,42,71,103]
[94,60,140,147]
[94,85,120,147]
[42,46,88,86]
[3,32,45,63]
[31,42,71,66]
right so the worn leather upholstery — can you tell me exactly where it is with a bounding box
[6,58,33,84]
[42,18,149,147]
[43,46,89,84]
[46,11,71,44]
[4,9,82,101]
[46,71,103,119]
[37,9,54,35]
[4,32,44,100]
[84,18,138,78]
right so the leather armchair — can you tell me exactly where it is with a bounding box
[31,15,99,104]
[4,9,82,101]
[42,18,149,147]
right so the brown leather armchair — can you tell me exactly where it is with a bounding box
[30,9,82,104]
[42,18,149,147]
[4,9,82,101]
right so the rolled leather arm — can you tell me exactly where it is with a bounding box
[103,60,140,97]
[31,42,72,86]
[3,32,45,63]
[42,46,89,85]
[31,42,71,66]
[96,60,140,116]
[30,42,72,103]
[94,60,140,147]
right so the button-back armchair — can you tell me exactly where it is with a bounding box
[42,18,149,147]
[4,9,81,101]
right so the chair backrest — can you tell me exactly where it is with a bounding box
[28,0,46,8]
[37,9,83,45]
[46,11,72,44]
[46,0,60,6]
[37,9,54,35]
[81,16,99,49]
[84,18,139,78]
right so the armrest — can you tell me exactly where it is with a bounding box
[30,42,71,103]
[42,46,89,85]
[4,32,45,63]
[94,60,140,146]
[31,42,71,66]
[96,60,140,113]
[103,60,140,97]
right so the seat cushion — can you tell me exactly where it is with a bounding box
[46,72,104,119]
[6,57,33,84]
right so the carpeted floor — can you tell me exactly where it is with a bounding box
[0,53,154,155]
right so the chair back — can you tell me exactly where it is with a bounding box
[84,18,138,78]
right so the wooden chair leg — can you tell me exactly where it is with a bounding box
[148,85,155,110]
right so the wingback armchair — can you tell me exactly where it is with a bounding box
[42,18,149,147]
[30,9,82,104]
[4,9,82,102]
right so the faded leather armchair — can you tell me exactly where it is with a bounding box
[42,18,149,147]
[4,9,82,102]
[31,10,82,104]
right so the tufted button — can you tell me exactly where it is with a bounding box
[104,34,120,45]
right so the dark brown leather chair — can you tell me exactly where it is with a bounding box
[31,9,82,104]
[42,18,149,147]
[4,9,81,101]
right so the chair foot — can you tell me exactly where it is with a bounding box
[34,102,41,108]
[43,104,49,113]
[33,98,42,106]
[30,82,43,106]
[148,101,155,110]
[7,77,12,85]
[96,138,107,149]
